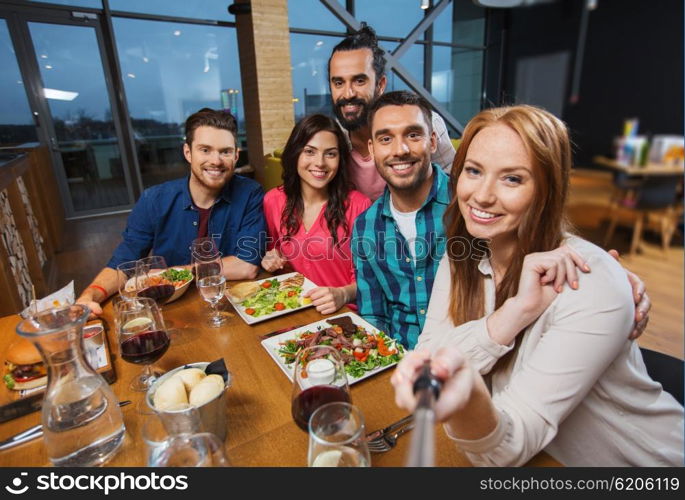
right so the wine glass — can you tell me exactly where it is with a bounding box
[116,297,170,392]
[137,256,175,306]
[151,433,229,467]
[308,402,370,467]
[117,260,144,301]
[143,404,228,467]
[194,254,226,327]
[191,237,220,261]
[291,345,351,432]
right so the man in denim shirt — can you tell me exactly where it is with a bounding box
[77,108,265,316]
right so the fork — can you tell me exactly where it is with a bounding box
[367,423,415,453]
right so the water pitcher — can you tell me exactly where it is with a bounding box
[16,304,125,466]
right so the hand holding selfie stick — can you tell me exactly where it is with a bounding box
[405,360,443,467]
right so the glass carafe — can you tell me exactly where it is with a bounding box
[16,304,126,466]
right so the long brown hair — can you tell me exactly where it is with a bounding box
[280,114,352,246]
[445,105,573,330]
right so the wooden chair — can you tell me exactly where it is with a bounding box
[604,175,681,256]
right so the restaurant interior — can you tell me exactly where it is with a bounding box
[0,0,682,468]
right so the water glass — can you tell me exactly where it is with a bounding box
[308,402,370,467]
[194,254,226,327]
[151,432,229,467]
[143,405,228,467]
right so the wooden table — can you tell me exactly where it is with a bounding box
[593,155,685,176]
[0,288,559,467]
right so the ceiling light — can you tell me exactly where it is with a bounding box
[315,40,324,47]
[44,88,78,101]
[173,30,181,36]
[45,65,53,69]
[143,57,149,63]
[40,54,47,59]
[127,73,136,78]
[420,0,430,9]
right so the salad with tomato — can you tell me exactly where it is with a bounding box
[240,278,307,317]
[277,317,404,379]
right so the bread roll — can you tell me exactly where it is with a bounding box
[199,374,225,390]
[189,378,224,406]
[172,368,206,392]
[153,375,188,410]
[229,281,259,301]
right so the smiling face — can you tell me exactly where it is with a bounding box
[456,123,536,249]
[296,130,340,194]
[368,104,436,193]
[184,126,238,195]
[329,48,386,131]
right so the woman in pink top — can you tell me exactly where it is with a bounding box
[262,114,371,314]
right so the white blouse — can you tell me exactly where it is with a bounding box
[417,236,684,466]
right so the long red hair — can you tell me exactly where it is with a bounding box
[445,105,573,330]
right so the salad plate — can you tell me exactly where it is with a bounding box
[226,272,317,325]
[260,312,405,384]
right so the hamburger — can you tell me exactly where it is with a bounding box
[3,337,47,391]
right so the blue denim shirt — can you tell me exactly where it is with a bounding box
[107,175,266,269]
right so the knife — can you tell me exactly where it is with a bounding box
[0,400,132,451]
[365,414,414,442]
[259,324,305,340]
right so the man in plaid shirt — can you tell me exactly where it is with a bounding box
[352,91,449,349]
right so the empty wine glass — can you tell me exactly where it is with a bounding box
[308,402,370,467]
[194,254,226,327]
[291,345,351,432]
[117,260,144,301]
[191,237,220,261]
[137,256,174,306]
[116,297,170,392]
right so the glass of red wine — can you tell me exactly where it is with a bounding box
[136,256,175,306]
[116,297,170,395]
[291,345,351,432]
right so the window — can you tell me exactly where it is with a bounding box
[354,0,423,39]
[109,0,232,22]
[0,19,37,147]
[113,17,243,188]
[290,33,343,121]
[433,46,483,129]
[288,0,345,32]
[27,0,101,8]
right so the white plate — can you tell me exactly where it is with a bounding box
[260,312,401,385]
[227,272,317,325]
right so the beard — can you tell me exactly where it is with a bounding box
[333,93,377,132]
[377,153,432,193]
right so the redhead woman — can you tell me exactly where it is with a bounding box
[391,105,683,466]
[262,114,370,314]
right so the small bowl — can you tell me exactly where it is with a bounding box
[165,269,193,304]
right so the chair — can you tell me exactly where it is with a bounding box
[604,175,681,256]
[639,347,684,405]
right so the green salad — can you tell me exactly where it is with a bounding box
[240,278,304,317]
[278,319,404,379]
